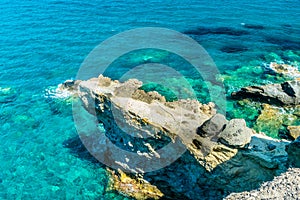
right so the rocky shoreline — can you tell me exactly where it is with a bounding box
[60,69,300,199]
[225,167,300,200]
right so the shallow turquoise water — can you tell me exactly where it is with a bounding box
[0,0,299,199]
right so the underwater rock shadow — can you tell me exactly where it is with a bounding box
[264,35,300,51]
[63,135,105,166]
[220,44,249,53]
[241,23,265,30]
[183,26,250,37]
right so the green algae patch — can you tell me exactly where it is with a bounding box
[254,104,285,138]
[226,99,261,128]
[254,104,299,138]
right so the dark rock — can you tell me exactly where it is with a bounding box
[267,144,277,151]
[281,81,300,98]
[197,113,228,138]
[231,80,300,106]
[213,27,249,36]
[218,119,252,148]
[286,137,300,167]
[265,36,300,51]
[184,26,249,36]
[61,79,81,92]
[242,24,265,30]
[220,45,248,53]
[63,80,76,88]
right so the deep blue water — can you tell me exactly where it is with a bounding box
[0,0,299,199]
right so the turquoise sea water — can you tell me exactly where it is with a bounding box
[0,0,300,199]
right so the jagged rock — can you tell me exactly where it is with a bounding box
[218,119,252,148]
[108,169,163,200]
[286,137,300,167]
[76,77,218,173]
[197,113,228,138]
[231,80,300,106]
[287,126,300,140]
[98,74,113,87]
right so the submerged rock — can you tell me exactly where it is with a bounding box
[0,86,18,103]
[241,23,265,30]
[264,62,300,78]
[184,26,249,36]
[254,104,285,138]
[231,80,300,106]
[220,45,249,53]
[264,36,300,51]
[108,169,163,200]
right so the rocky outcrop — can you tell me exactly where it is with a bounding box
[64,75,300,200]
[264,62,300,78]
[231,80,300,106]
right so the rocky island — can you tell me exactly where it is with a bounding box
[61,71,300,199]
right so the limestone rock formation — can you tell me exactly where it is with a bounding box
[62,75,300,200]
[231,80,300,106]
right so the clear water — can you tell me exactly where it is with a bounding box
[0,0,299,199]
